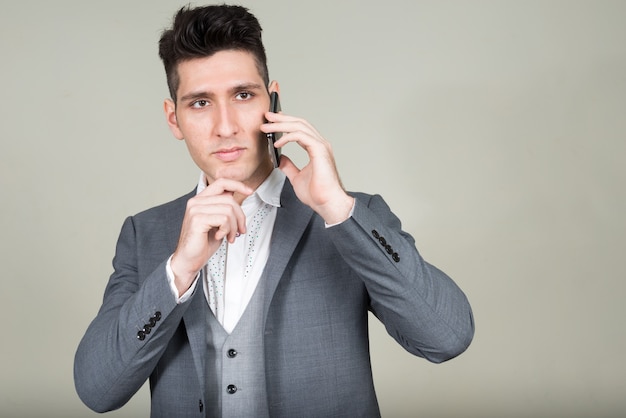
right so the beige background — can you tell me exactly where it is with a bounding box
[1,0,625,417]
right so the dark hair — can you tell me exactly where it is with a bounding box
[158,4,269,103]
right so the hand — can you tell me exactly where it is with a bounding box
[170,178,252,295]
[262,111,354,224]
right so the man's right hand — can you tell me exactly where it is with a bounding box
[170,178,252,296]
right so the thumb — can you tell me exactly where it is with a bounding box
[278,154,300,183]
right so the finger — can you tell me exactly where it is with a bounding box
[218,202,247,242]
[276,131,333,161]
[264,123,319,142]
[213,218,237,242]
[200,177,254,197]
[207,210,242,243]
[263,111,304,123]
[187,197,247,242]
[262,113,319,138]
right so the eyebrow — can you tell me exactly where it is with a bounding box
[179,82,265,103]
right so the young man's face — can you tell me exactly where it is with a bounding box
[164,50,276,189]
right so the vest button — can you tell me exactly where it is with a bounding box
[227,348,238,358]
[227,384,237,394]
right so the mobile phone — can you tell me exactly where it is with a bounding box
[266,91,282,168]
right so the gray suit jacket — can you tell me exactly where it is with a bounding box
[74,181,474,417]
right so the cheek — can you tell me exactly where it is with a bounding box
[241,112,266,142]
[183,140,205,163]
[242,110,265,132]
[182,118,215,145]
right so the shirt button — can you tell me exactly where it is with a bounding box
[227,384,237,394]
[227,349,238,358]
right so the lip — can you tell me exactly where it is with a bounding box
[213,147,245,162]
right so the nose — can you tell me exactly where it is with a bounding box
[214,103,239,138]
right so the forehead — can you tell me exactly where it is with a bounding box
[176,50,265,95]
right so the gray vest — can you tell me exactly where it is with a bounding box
[203,278,269,418]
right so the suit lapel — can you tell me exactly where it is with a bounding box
[262,180,314,320]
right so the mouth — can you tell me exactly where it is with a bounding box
[213,147,245,162]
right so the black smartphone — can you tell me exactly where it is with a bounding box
[266,91,282,168]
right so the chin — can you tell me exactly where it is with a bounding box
[213,166,248,181]
[207,158,272,185]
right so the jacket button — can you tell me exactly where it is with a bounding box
[227,384,237,394]
[142,325,152,334]
[227,349,238,358]
[378,236,387,246]
[148,317,157,327]
[392,253,400,262]
[372,230,380,239]
[137,330,146,341]
[154,311,162,321]
[385,244,393,254]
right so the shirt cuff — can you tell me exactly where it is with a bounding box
[166,255,199,304]
[324,199,356,228]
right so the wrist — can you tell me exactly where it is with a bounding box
[170,253,200,296]
[318,194,354,225]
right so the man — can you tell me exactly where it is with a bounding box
[74,4,474,417]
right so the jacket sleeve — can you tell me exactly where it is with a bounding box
[73,215,195,413]
[326,193,474,363]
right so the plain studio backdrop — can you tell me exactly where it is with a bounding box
[1,1,624,417]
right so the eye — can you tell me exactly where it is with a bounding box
[191,99,209,108]
[235,91,254,101]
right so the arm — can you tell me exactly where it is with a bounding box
[263,111,474,363]
[74,216,193,412]
[75,179,252,412]
[328,194,474,363]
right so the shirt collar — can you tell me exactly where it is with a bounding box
[196,168,285,208]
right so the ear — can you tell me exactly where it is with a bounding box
[268,80,280,95]
[164,98,184,140]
